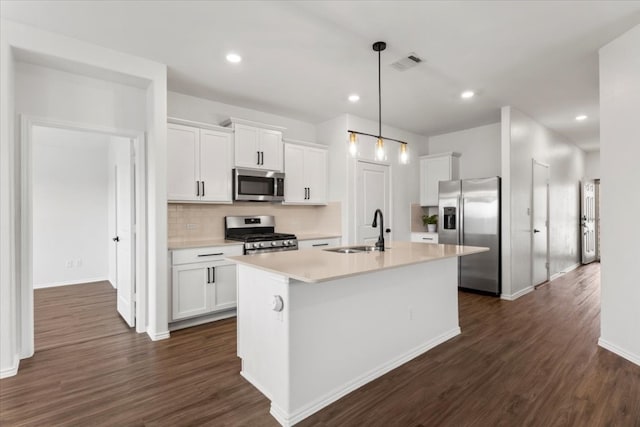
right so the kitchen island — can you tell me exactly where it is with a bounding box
[228,241,488,426]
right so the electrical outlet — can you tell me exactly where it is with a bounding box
[65,260,73,269]
[186,223,198,230]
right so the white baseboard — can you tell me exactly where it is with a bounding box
[550,263,581,281]
[598,338,640,367]
[169,309,236,331]
[268,327,462,427]
[0,357,20,379]
[500,285,534,301]
[34,276,110,289]
[147,329,170,341]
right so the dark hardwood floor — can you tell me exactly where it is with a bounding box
[34,281,131,351]
[1,263,639,426]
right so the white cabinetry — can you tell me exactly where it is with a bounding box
[411,232,439,244]
[167,122,233,203]
[284,142,328,205]
[233,123,284,171]
[419,152,460,206]
[170,244,243,321]
[298,237,341,249]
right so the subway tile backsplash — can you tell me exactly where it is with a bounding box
[168,201,341,241]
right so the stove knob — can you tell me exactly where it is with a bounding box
[246,243,253,249]
[259,242,266,248]
[283,241,289,246]
[271,241,278,246]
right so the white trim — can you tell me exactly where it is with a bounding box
[598,338,640,367]
[20,115,149,359]
[147,330,170,341]
[549,263,581,281]
[240,370,273,401]
[220,117,287,131]
[419,151,461,160]
[0,358,19,379]
[169,310,236,331]
[167,116,232,133]
[34,277,110,289]
[267,327,461,427]
[500,285,534,301]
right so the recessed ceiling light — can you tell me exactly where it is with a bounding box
[226,53,242,63]
[348,94,360,102]
[575,115,588,121]
[460,90,475,99]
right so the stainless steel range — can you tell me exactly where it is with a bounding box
[225,215,298,254]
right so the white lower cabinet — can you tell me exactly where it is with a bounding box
[411,232,439,244]
[171,244,242,322]
[298,237,341,249]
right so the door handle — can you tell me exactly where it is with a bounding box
[207,267,211,284]
[196,180,200,196]
[112,236,120,242]
[308,187,311,200]
[211,266,215,283]
[533,229,541,233]
[201,181,205,197]
[385,228,391,233]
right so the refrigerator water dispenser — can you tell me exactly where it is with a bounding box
[443,207,457,230]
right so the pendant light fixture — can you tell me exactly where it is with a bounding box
[348,41,409,164]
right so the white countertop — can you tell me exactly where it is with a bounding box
[228,241,488,283]
[295,233,342,241]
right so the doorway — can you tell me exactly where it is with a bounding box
[531,159,550,286]
[355,160,391,245]
[20,117,146,359]
[581,179,598,264]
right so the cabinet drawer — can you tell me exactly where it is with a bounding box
[172,245,243,265]
[410,233,439,244]
[298,238,341,249]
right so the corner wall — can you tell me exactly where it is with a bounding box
[502,106,585,299]
[598,24,640,366]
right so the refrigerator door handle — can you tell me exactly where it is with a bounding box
[459,195,464,246]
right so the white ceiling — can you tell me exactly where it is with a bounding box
[2,1,639,151]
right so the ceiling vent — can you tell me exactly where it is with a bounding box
[390,52,422,71]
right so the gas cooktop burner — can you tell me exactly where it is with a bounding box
[225,215,298,254]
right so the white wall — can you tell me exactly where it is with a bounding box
[427,123,501,179]
[585,151,601,179]
[16,62,146,131]
[502,106,586,299]
[599,24,640,366]
[168,91,317,142]
[32,126,110,288]
[317,113,426,244]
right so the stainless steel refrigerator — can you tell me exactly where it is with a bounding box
[438,177,501,295]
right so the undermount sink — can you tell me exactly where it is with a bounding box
[324,245,386,254]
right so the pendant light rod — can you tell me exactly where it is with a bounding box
[374,41,385,137]
[347,129,408,146]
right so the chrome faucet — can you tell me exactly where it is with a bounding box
[371,209,385,251]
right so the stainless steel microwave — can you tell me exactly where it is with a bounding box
[233,168,285,202]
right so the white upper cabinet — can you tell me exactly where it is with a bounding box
[233,123,284,171]
[167,121,233,203]
[284,142,328,205]
[419,152,460,206]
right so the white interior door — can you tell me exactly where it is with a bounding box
[114,139,135,327]
[532,160,549,286]
[581,180,597,264]
[356,161,390,245]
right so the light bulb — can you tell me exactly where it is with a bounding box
[376,138,385,161]
[400,143,408,164]
[349,132,357,156]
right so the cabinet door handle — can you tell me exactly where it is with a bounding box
[312,243,329,247]
[211,266,216,283]
[198,252,224,257]
[260,151,264,165]
[257,151,260,165]
[207,267,211,284]
[308,187,311,200]
[422,237,433,241]
[196,180,200,196]
[201,181,205,197]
